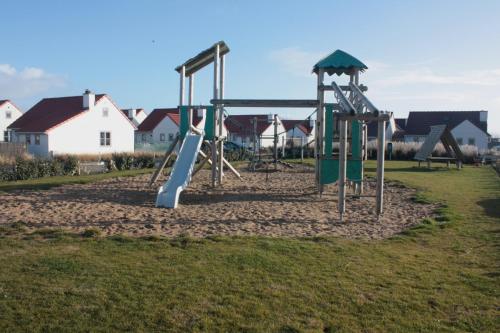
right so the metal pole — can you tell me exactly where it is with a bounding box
[188,74,194,131]
[253,116,257,161]
[339,119,348,221]
[376,120,386,215]
[316,69,325,193]
[281,135,285,159]
[274,114,278,170]
[301,136,304,162]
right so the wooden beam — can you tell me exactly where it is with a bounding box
[331,82,356,114]
[210,99,319,108]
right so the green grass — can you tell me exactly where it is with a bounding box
[0,161,499,332]
[0,168,155,192]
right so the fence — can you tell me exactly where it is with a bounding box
[0,142,27,157]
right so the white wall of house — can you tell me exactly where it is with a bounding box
[152,116,180,144]
[451,120,489,151]
[15,133,49,156]
[404,120,489,150]
[404,135,427,143]
[228,118,286,149]
[0,101,23,142]
[286,126,314,145]
[15,96,135,157]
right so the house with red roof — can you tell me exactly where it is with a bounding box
[402,111,490,150]
[135,108,209,147]
[8,90,136,156]
[225,114,286,149]
[282,119,315,146]
[0,100,23,142]
[121,108,147,127]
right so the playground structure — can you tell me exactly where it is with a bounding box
[414,124,464,169]
[155,41,390,219]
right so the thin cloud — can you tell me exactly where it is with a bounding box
[0,64,66,99]
[268,47,326,77]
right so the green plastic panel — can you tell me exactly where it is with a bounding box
[179,106,189,140]
[204,106,215,140]
[320,113,363,185]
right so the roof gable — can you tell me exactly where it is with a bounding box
[137,108,178,131]
[405,111,488,136]
[225,115,274,136]
[8,94,106,132]
[282,119,314,135]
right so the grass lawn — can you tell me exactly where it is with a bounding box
[0,161,498,332]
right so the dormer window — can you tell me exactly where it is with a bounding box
[6,110,11,119]
[102,108,109,117]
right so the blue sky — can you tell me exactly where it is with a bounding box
[1,0,499,134]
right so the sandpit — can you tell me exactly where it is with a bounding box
[0,167,437,239]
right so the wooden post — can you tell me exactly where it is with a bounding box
[217,53,225,185]
[211,44,220,187]
[338,119,348,221]
[179,66,185,106]
[376,120,386,215]
[188,74,194,132]
[316,69,325,193]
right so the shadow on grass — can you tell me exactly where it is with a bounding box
[477,198,500,219]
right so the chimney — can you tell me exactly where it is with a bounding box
[83,89,95,109]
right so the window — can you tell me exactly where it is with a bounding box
[100,131,111,146]
[160,133,166,142]
[102,108,109,117]
[456,137,463,145]
[142,133,147,142]
[3,131,8,142]
[468,137,475,145]
[168,133,174,142]
[6,110,12,119]
[25,134,31,144]
[35,134,40,145]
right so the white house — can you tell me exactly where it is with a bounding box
[121,108,147,127]
[282,119,315,146]
[135,108,213,146]
[0,100,23,142]
[366,112,400,142]
[8,90,136,157]
[402,111,490,150]
[225,114,286,149]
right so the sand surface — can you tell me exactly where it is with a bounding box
[0,167,437,239]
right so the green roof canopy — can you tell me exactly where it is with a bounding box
[313,50,368,76]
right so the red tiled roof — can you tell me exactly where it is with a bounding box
[137,108,178,131]
[395,118,407,131]
[282,119,314,135]
[225,115,273,136]
[8,94,106,132]
[137,108,205,131]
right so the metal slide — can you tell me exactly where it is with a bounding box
[155,133,204,208]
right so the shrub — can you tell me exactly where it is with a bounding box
[112,153,135,170]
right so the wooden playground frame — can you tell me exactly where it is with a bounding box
[167,41,389,219]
